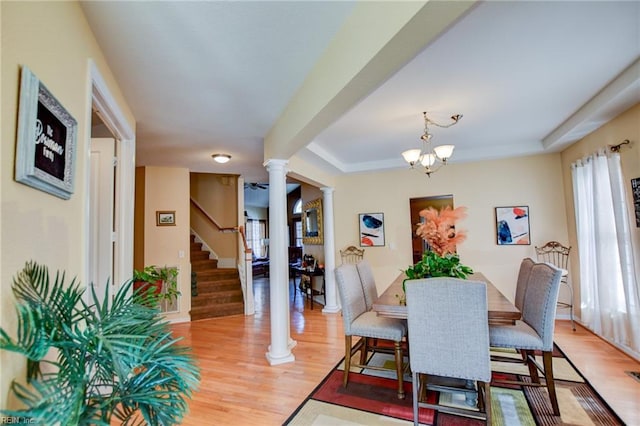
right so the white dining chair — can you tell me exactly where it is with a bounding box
[489,262,563,416]
[335,263,408,399]
[355,259,378,311]
[405,277,491,425]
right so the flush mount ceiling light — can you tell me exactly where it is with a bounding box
[211,153,231,164]
[401,111,462,177]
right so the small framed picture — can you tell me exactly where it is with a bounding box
[359,213,385,247]
[495,206,530,245]
[156,211,176,226]
[15,66,77,199]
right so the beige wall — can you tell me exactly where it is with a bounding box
[142,167,192,323]
[190,173,239,264]
[561,103,640,318]
[334,153,569,300]
[1,1,135,409]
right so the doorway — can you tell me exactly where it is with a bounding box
[409,195,454,264]
[88,61,136,303]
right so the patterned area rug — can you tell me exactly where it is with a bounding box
[284,345,623,425]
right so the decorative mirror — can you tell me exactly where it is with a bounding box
[302,198,323,245]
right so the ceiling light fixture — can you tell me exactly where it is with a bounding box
[211,153,231,164]
[402,111,462,177]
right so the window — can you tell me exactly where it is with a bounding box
[293,199,302,214]
[246,219,267,258]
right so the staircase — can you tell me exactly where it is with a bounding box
[190,235,244,321]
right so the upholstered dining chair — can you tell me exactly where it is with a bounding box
[355,259,377,310]
[535,241,575,330]
[405,278,491,425]
[489,262,563,416]
[335,263,408,399]
[514,257,535,311]
[497,257,536,365]
[340,245,365,264]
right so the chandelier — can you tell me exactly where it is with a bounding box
[401,111,462,177]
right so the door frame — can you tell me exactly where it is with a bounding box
[86,60,135,297]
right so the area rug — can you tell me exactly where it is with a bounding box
[284,345,623,425]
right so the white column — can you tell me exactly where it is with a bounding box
[321,187,340,313]
[265,159,295,365]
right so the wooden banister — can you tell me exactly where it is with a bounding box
[238,225,251,254]
[190,198,237,233]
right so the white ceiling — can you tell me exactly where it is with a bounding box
[82,1,640,187]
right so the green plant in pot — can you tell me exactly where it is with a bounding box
[133,265,180,306]
[401,206,474,302]
[0,261,200,425]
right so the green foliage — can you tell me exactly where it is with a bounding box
[403,251,474,290]
[132,265,180,306]
[0,261,200,425]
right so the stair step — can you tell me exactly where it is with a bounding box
[192,259,219,270]
[196,279,242,294]
[190,303,244,321]
[191,290,243,307]
[191,251,209,261]
[195,268,237,281]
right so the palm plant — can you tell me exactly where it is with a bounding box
[0,261,200,425]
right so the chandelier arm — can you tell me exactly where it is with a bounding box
[424,112,463,129]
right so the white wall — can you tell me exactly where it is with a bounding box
[334,153,568,301]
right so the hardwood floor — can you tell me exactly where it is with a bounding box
[172,277,640,425]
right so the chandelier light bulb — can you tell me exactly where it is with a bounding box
[402,149,422,165]
[434,144,455,160]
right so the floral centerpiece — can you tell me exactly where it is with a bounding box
[402,206,474,298]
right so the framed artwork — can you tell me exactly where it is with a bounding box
[156,211,176,226]
[632,177,640,227]
[15,66,77,199]
[495,206,530,245]
[359,213,385,247]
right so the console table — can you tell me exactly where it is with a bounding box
[291,266,325,310]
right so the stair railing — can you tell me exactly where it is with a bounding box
[190,198,238,233]
[238,225,254,315]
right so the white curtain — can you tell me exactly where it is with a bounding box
[571,150,640,358]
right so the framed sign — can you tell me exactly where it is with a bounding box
[359,213,385,247]
[156,211,176,226]
[15,66,77,199]
[495,206,530,245]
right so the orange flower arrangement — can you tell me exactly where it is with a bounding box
[415,206,468,256]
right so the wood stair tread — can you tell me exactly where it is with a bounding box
[190,234,244,321]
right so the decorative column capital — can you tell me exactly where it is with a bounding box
[320,186,335,194]
[264,159,289,174]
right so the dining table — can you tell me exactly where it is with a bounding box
[372,272,521,324]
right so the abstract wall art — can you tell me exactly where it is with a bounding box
[359,213,384,247]
[495,206,530,245]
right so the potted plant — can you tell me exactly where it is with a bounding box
[0,261,199,425]
[133,265,180,306]
[402,206,474,298]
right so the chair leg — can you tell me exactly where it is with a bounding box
[394,341,405,399]
[543,351,560,416]
[412,371,419,426]
[482,381,491,425]
[359,337,368,365]
[525,350,540,383]
[565,280,576,331]
[343,335,352,388]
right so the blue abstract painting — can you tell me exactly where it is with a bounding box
[359,213,385,247]
[495,206,530,245]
